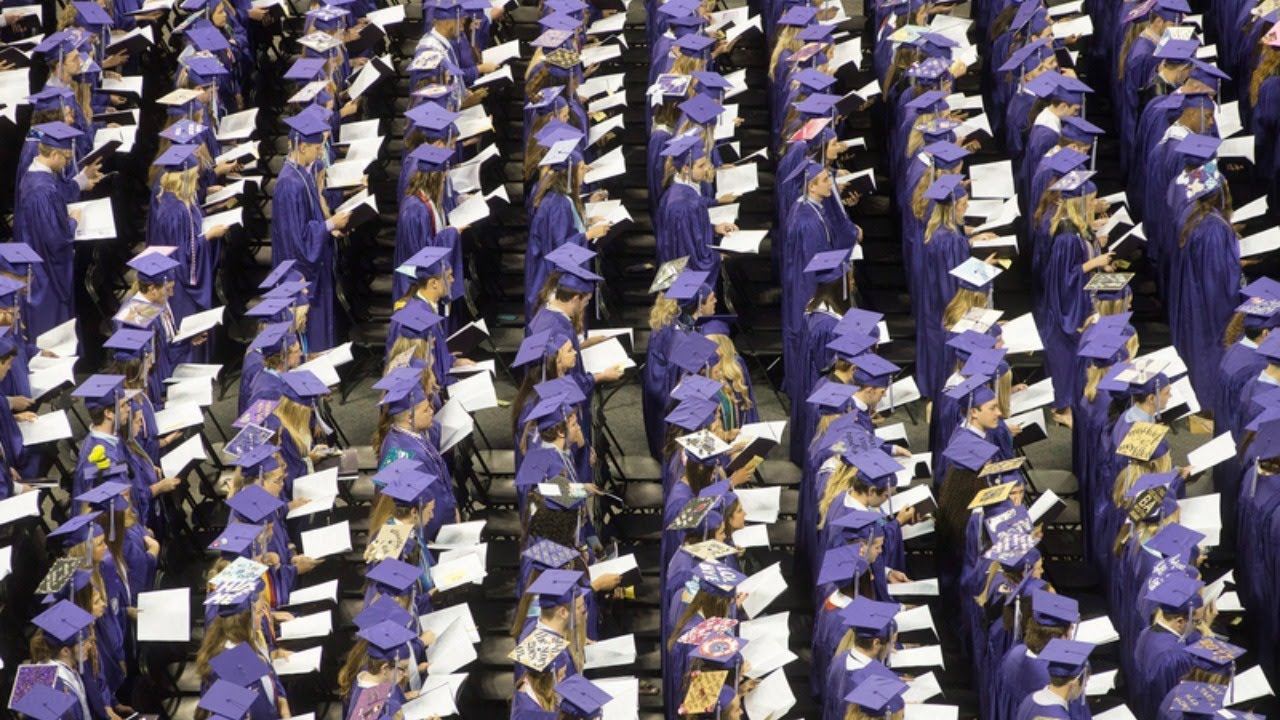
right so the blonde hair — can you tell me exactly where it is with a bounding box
[709,334,752,413]
[649,295,680,331]
[1111,453,1173,509]
[817,462,858,529]
[924,199,961,241]
[942,288,990,331]
[158,167,200,203]
[1049,193,1094,238]
[769,27,803,82]
[273,396,314,457]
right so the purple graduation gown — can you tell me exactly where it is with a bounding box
[393,193,461,302]
[271,159,337,350]
[1167,209,1240,412]
[917,227,970,398]
[1043,230,1097,411]
[525,192,587,320]
[379,425,457,540]
[15,169,77,337]
[656,181,720,277]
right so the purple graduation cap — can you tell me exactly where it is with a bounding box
[1039,638,1094,678]
[405,102,459,141]
[198,679,258,719]
[398,245,451,281]
[30,122,82,150]
[281,369,330,402]
[209,522,265,559]
[523,538,578,570]
[390,302,444,340]
[678,93,725,126]
[844,674,909,715]
[10,684,77,720]
[285,57,328,83]
[360,620,419,660]
[555,674,614,719]
[665,397,720,431]
[1029,589,1079,628]
[225,483,285,524]
[816,543,872,585]
[851,353,899,388]
[941,429,999,472]
[664,268,713,307]
[668,331,720,374]
[209,642,271,688]
[546,245,602,293]
[283,109,329,144]
[839,595,899,638]
[367,558,421,596]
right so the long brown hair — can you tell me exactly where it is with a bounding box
[667,592,732,651]
[195,611,254,680]
[1251,46,1280,106]
[1178,186,1235,248]
[532,166,585,217]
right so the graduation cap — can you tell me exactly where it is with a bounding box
[30,122,82,151]
[159,119,208,146]
[280,369,330,403]
[693,560,746,598]
[285,57,328,83]
[679,669,730,715]
[510,628,571,672]
[186,22,233,54]
[673,33,715,58]
[10,684,77,720]
[198,679,257,719]
[405,103,459,145]
[949,257,1002,292]
[48,512,102,548]
[546,245,602,293]
[128,252,181,286]
[33,600,95,648]
[72,374,129,411]
[209,642,271,688]
[983,531,1040,569]
[1030,589,1078,628]
[0,243,43,278]
[851,354,899,388]
[944,431,1000,472]
[828,333,877,363]
[904,89,949,113]
[184,55,229,88]
[247,322,296,356]
[816,543,872,585]
[537,11,582,32]
[795,92,840,119]
[527,568,583,607]
[923,173,967,202]
[543,47,581,76]
[209,522,265,559]
[962,347,1008,379]
[998,38,1051,73]
[0,276,26,311]
[678,93,725,126]
[380,467,437,506]
[1144,572,1203,614]
[36,558,82,598]
[390,302,444,341]
[527,395,578,432]
[283,110,329,144]
[806,380,858,413]
[1163,682,1230,717]
[555,675,613,719]
[669,332,721,375]
[305,4,348,29]
[690,634,748,669]
[522,538,578,570]
[668,495,719,531]
[366,558,421,597]
[923,140,969,169]
[1060,116,1103,145]
[73,1,114,27]
[844,674,909,715]
[839,595,899,638]
[1040,638,1094,678]
[1183,636,1245,673]
[1144,522,1205,562]
[226,484,285,524]
[778,4,818,25]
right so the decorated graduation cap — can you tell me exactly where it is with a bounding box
[543,47,582,77]
[1144,572,1203,615]
[983,530,1041,570]
[510,627,572,673]
[1040,638,1094,679]
[950,257,1003,294]
[1048,168,1097,198]
[1162,682,1230,718]
[693,560,746,598]
[844,674,909,716]
[522,538,578,571]
[1183,636,1245,674]
[907,56,950,84]
[1176,159,1225,202]
[555,675,613,719]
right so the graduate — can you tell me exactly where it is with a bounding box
[270,109,352,352]
[375,370,458,539]
[1132,574,1209,719]
[655,132,737,278]
[14,122,83,338]
[394,143,462,304]
[992,590,1084,720]
[1014,639,1095,720]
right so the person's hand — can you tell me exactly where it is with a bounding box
[1008,423,1023,436]
[205,224,229,239]
[463,88,489,107]
[892,445,911,458]
[85,158,104,181]
[1178,465,1192,479]
[595,364,625,382]
[263,551,281,567]
[477,62,499,75]
[270,648,293,660]
[248,6,268,20]
[292,555,322,573]
[156,476,181,493]
[8,396,33,412]
[215,160,239,176]
[341,100,360,118]
[589,189,609,202]
[714,222,738,236]
[729,458,760,486]
[309,444,333,462]
[1083,252,1115,272]
[591,573,622,592]
[586,223,610,240]
[488,5,504,19]
[717,193,739,204]
[2,11,25,28]
[1012,383,1028,393]
[451,357,476,368]
[14,412,35,423]
[895,506,916,525]
[103,51,129,69]
[331,211,353,231]
[888,569,912,583]
[143,536,160,556]
[190,332,208,346]
[844,190,863,207]
[69,208,83,224]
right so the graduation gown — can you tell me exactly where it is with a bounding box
[1043,229,1098,410]
[1167,209,1240,412]
[643,322,682,459]
[16,168,77,337]
[271,159,337,351]
[656,180,720,277]
[379,425,457,540]
[782,196,841,399]
[510,689,556,720]
[149,193,213,362]
[1132,625,1195,719]
[525,192,587,320]
[1014,691,1073,720]
[917,227,970,398]
[394,192,461,303]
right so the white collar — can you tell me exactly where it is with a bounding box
[1033,109,1062,132]
[1031,688,1069,709]
[28,159,53,174]
[673,174,700,190]
[1243,338,1258,349]
[843,492,869,510]
[845,648,873,670]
